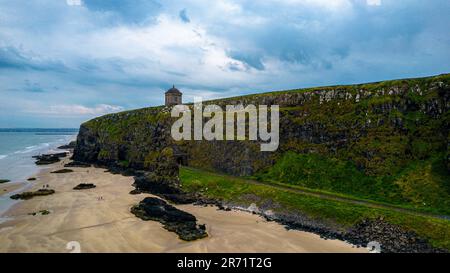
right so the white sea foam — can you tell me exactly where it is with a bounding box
[14,143,50,154]
[0,131,78,219]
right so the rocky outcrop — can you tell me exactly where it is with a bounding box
[29,210,50,216]
[58,141,77,150]
[64,161,91,168]
[132,173,198,204]
[344,217,446,253]
[10,189,55,200]
[131,197,207,241]
[73,183,96,190]
[0,179,10,184]
[33,153,67,165]
[51,169,73,174]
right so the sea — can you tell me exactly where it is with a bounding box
[0,128,78,219]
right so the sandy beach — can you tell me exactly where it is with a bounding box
[0,155,366,253]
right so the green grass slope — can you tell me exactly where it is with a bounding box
[180,167,450,251]
[255,152,450,215]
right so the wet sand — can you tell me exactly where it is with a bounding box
[0,156,366,253]
[0,182,27,197]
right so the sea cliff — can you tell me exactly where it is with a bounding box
[72,74,450,252]
[74,74,449,211]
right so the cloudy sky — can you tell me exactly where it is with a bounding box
[0,0,449,128]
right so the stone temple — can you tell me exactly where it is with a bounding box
[165,85,182,106]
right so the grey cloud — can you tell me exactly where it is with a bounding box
[179,9,190,23]
[0,46,67,72]
[228,51,265,71]
[0,0,449,128]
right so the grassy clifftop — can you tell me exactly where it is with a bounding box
[75,73,450,216]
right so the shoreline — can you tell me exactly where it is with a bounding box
[0,182,27,197]
[0,133,77,218]
[0,153,365,253]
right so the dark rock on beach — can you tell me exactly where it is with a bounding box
[131,197,208,241]
[73,183,96,190]
[33,152,68,165]
[27,177,37,181]
[194,197,222,207]
[217,204,226,211]
[58,141,77,150]
[134,173,180,195]
[133,173,197,204]
[128,146,192,202]
[344,217,447,253]
[41,209,51,215]
[162,193,198,204]
[10,189,55,200]
[64,161,91,168]
[129,189,142,195]
[29,210,50,216]
[35,157,59,165]
[51,169,74,174]
[220,195,340,238]
[0,179,11,184]
[39,152,68,158]
[259,209,346,242]
[106,166,138,177]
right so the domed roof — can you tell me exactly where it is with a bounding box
[165,85,182,95]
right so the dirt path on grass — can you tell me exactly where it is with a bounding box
[184,168,450,221]
[248,180,450,220]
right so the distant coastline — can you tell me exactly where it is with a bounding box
[0,128,78,133]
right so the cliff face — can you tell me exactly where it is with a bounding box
[73,74,450,208]
[70,74,450,252]
[74,74,450,206]
[74,74,450,209]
